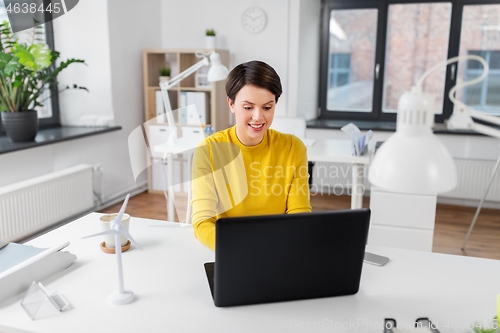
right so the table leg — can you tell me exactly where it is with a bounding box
[351,164,364,209]
[167,153,175,222]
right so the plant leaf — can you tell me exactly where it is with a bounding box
[29,44,52,69]
[4,55,21,76]
[15,45,36,71]
[0,52,12,70]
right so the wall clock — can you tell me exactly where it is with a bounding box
[241,7,267,34]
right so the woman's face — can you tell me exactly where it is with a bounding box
[228,84,276,147]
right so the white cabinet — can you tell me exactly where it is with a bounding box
[368,187,437,251]
[148,124,187,192]
[148,124,177,158]
[181,126,205,141]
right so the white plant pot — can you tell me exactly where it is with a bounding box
[100,213,130,248]
[205,36,216,49]
[159,76,170,85]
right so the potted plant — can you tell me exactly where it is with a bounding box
[205,28,216,49]
[159,67,171,84]
[0,21,86,142]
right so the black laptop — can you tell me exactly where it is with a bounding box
[204,209,371,307]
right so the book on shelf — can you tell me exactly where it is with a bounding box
[180,91,188,124]
[186,91,207,125]
[155,90,165,117]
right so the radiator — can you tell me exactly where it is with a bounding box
[311,159,500,202]
[0,164,94,242]
[444,159,500,201]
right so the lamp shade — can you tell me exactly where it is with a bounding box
[368,88,457,195]
[207,53,229,82]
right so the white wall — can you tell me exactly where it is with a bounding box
[160,0,290,116]
[287,0,300,118]
[0,0,162,201]
[288,0,321,120]
[53,0,115,126]
[159,0,321,119]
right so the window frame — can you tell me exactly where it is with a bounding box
[38,6,60,128]
[319,0,383,121]
[318,0,498,124]
[0,10,61,132]
[463,50,498,109]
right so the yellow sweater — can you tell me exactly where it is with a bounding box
[191,125,311,250]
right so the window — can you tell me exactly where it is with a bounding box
[455,3,500,116]
[329,54,351,88]
[382,3,452,115]
[319,0,500,123]
[463,51,500,112]
[0,2,60,128]
[326,8,378,113]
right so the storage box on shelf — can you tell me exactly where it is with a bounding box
[143,49,231,195]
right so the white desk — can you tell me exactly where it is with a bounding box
[154,138,371,221]
[307,139,371,209]
[1,213,499,333]
[154,136,202,221]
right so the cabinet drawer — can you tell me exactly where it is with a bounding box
[148,125,178,158]
[367,224,433,252]
[181,126,205,141]
[369,187,437,230]
[148,125,178,146]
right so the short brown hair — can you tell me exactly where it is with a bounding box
[225,61,282,103]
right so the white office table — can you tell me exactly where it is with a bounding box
[0,213,499,333]
[306,139,371,209]
[154,136,202,221]
[155,138,371,221]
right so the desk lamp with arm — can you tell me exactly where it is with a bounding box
[369,55,492,251]
[158,51,229,222]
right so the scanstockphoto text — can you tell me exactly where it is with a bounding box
[289,317,495,331]
[248,162,375,197]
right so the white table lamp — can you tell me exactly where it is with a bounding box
[369,54,490,194]
[158,50,229,141]
[206,52,229,82]
[368,55,493,251]
[369,86,457,195]
[157,51,229,222]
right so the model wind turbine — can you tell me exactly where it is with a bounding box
[83,194,142,305]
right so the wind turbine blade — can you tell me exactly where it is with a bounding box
[82,229,116,239]
[120,229,142,251]
[113,194,130,227]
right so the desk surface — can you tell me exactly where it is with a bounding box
[153,135,202,157]
[1,213,498,333]
[307,139,371,164]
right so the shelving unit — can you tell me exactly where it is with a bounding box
[142,49,232,194]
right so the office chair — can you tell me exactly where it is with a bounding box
[270,116,314,187]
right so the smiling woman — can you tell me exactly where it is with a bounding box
[225,61,283,147]
[191,61,312,251]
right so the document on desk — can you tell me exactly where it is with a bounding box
[340,123,372,156]
[0,242,76,304]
